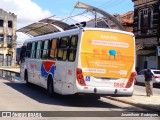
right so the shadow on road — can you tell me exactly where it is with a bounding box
[5,82,120,109]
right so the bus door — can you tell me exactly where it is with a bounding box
[19,45,26,80]
[34,41,43,86]
[27,59,36,84]
[54,37,72,94]
[28,41,41,85]
[61,35,78,94]
[48,38,65,94]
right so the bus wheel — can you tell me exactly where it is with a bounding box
[47,78,55,97]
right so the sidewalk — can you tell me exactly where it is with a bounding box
[105,86,160,111]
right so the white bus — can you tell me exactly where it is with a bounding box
[20,27,136,97]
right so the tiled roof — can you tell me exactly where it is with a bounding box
[122,19,133,24]
[121,11,133,18]
[121,11,134,24]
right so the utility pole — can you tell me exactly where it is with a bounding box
[94,10,97,28]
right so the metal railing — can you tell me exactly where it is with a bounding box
[0,69,20,81]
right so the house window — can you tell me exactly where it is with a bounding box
[138,7,153,33]
[0,20,3,27]
[0,54,4,66]
[8,21,13,28]
[7,36,12,43]
[0,35,4,44]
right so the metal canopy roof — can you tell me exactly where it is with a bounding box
[17,19,71,37]
[39,19,70,30]
[75,2,125,31]
[17,2,125,37]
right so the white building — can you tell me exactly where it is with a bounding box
[0,9,17,66]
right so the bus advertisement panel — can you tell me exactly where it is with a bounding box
[80,30,135,79]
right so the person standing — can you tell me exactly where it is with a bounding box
[144,69,154,97]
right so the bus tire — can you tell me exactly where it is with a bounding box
[24,70,30,86]
[47,77,55,97]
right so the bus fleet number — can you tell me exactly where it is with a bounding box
[114,83,124,88]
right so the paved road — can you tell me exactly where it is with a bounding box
[0,78,143,111]
[0,78,159,120]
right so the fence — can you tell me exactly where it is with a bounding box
[0,69,20,80]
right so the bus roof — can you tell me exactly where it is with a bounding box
[83,27,134,36]
[24,28,81,43]
[24,27,134,43]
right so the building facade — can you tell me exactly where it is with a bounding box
[0,9,17,66]
[132,0,160,72]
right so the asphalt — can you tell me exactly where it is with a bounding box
[1,67,160,111]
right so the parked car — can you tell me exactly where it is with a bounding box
[135,69,160,84]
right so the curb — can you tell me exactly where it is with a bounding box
[0,68,20,73]
[104,96,160,111]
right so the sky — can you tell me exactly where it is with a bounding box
[0,0,134,43]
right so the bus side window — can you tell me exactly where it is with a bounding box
[31,42,37,58]
[42,40,49,59]
[49,38,57,59]
[36,41,42,59]
[26,43,32,58]
[68,35,78,61]
[57,36,69,61]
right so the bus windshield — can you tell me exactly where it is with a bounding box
[80,30,135,79]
